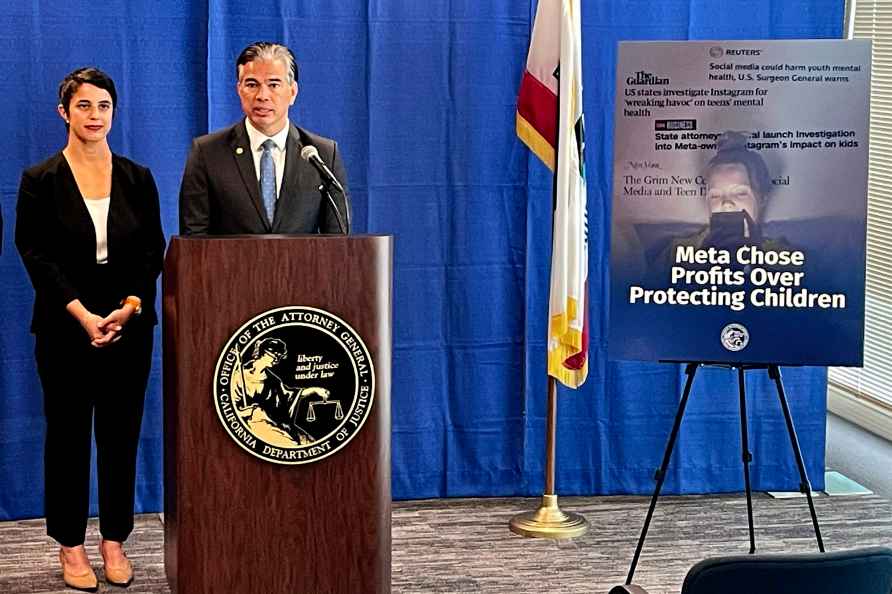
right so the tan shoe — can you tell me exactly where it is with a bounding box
[59,547,98,592]
[100,539,133,587]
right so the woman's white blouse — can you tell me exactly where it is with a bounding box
[83,197,110,264]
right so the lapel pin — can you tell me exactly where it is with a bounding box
[236,147,244,155]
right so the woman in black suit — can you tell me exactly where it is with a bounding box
[15,67,164,591]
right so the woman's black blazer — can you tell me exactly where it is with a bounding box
[16,152,165,333]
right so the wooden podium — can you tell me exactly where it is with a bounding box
[163,235,392,594]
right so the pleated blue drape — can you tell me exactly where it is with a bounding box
[0,0,842,519]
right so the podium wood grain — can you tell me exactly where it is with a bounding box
[163,235,392,594]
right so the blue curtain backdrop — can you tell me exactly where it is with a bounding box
[0,1,843,520]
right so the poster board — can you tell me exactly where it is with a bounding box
[608,40,870,365]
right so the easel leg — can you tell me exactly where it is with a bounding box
[767,365,825,552]
[737,367,756,554]
[625,362,699,584]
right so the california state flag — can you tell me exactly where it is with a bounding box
[517,0,589,388]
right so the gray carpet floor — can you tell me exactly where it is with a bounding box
[1,492,890,593]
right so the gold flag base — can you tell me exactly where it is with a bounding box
[509,494,589,539]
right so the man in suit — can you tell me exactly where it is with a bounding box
[179,42,350,235]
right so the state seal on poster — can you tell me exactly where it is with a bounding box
[212,306,374,465]
[720,323,750,352]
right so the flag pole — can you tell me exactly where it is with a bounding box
[509,376,588,538]
[510,0,588,539]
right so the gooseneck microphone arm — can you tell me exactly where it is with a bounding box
[301,145,350,235]
[317,184,347,235]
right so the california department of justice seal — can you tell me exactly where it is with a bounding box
[213,306,374,465]
[720,323,750,352]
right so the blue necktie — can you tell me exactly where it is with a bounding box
[260,139,276,224]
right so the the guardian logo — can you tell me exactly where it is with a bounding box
[626,70,670,85]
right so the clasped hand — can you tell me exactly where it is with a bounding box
[82,307,132,348]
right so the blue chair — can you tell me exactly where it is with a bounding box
[609,547,892,594]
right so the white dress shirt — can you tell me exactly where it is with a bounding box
[244,117,289,199]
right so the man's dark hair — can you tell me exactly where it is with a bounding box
[58,67,117,116]
[236,42,298,85]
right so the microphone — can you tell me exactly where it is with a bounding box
[300,145,345,194]
[300,145,349,234]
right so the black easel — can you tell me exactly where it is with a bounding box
[622,362,825,587]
